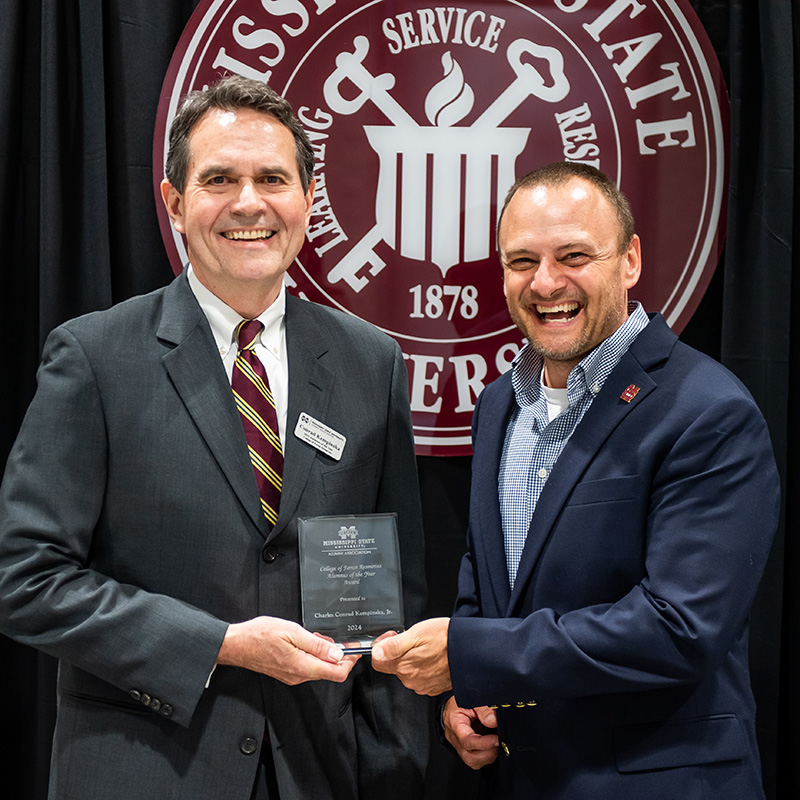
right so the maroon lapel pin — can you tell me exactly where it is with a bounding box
[621,384,640,403]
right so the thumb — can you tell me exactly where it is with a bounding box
[296,627,344,663]
[372,630,411,661]
[475,705,498,729]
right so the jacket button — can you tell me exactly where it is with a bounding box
[262,546,280,563]
[240,737,258,755]
[129,690,141,702]
[141,693,152,707]
[160,704,174,718]
[150,698,161,712]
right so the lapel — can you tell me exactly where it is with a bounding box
[157,273,269,538]
[506,315,678,615]
[268,294,335,542]
[471,378,517,616]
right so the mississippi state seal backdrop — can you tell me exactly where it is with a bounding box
[154,0,728,456]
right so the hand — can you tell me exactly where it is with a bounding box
[370,617,451,695]
[217,616,360,685]
[443,696,499,769]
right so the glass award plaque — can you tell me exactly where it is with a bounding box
[298,513,404,654]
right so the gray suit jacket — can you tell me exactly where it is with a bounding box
[0,272,428,799]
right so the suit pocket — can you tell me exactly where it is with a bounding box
[614,714,746,773]
[322,453,379,497]
[568,475,639,506]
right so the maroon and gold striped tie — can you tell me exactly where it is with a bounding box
[232,320,283,526]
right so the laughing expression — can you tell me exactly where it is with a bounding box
[161,108,314,317]
[498,178,641,388]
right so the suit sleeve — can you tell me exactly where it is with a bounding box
[0,325,227,728]
[449,390,780,708]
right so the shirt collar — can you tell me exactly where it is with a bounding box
[186,265,286,356]
[512,301,649,407]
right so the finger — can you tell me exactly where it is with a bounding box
[370,655,397,675]
[294,649,359,683]
[475,705,498,729]
[293,627,345,663]
[463,731,499,751]
[371,630,399,644]
[449,716,499,750]
[371,630,413,662]
[446,729,499,769]
[451,717,480,738]
[461,748,499,770]
[445,727,498,762]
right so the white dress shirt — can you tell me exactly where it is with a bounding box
[186,266,289,443]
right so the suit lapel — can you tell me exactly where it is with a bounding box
[269,295,335,541]
[506,315,677,615]
[158,274,269,537]
[472,378,516,616]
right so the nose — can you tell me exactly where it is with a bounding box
[231,179,264,216]
[529,257,566,298]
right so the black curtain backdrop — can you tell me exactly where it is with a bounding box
[0,2,795,798]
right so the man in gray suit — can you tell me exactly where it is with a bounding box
[0,76,428,799]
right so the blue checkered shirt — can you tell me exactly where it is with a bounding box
[500,303,649,587]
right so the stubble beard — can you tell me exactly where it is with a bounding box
[507,296,627,365]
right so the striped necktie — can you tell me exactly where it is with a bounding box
[232,319,283,526]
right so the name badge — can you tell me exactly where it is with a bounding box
[295,413,347,461]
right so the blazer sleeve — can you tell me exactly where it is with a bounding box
[449,388,780,708]
[0,325,227,728]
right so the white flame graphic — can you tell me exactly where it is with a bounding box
[424,52,475,127]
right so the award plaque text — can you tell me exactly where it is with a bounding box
[298,513,404,653]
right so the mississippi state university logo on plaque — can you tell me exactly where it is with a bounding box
[154,0,728,456]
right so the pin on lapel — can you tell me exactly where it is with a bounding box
[620,384,640,403]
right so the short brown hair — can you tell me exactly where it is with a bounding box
[164,75,315,194]
[497,162,635,253]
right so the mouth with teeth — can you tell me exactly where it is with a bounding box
[535,301,582,323]
[221,229,275,241]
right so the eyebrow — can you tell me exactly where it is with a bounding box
[501,248,534,260]
[501,240,595,261]
[196,166,231,183]
[195,165,293,183]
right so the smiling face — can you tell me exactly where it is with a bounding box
[498,177,641,388]
[161,107,314,318]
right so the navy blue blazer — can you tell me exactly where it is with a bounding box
[448,314,779,800]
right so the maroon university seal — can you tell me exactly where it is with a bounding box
[154,0,728,456]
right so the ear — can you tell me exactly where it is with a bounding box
[622,234,642,290]
[160,179,185,234]
[302,178,316,229]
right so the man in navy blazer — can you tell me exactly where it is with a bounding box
[373,162,779,799]
[0,77,428,799]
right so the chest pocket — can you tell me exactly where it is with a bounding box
[567,475,639,507]
[321,453,379,498]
